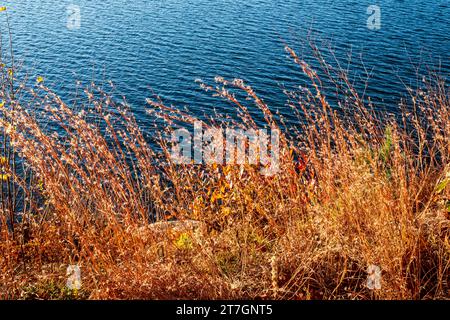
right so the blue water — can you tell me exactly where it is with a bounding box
[1,0,449,125]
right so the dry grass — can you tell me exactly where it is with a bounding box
[0,43,449,300]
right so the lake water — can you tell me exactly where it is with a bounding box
[1,0,449,126]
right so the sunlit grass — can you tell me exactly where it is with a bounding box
[0,41,448,299]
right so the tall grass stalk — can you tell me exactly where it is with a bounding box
[0,41,448,299]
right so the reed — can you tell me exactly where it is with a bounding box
[0,39,448,299]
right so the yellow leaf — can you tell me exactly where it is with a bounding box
[435,178,449,194]
[221,207,231,216]
[174,232,193,250]
[223,165,232,175]
[0,7,6,12]
[37,180,44,192]
[36,76,44,83]
[0,156,7,165]
[0,100,4,108]
[0,174,9,181]
[211,190,222,203]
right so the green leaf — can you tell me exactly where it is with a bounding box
[379,125,393,163]
[435,178,449,194]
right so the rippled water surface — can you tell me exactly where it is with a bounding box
[1,0,449,123]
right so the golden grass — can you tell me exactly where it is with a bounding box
[0,44,449,300]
